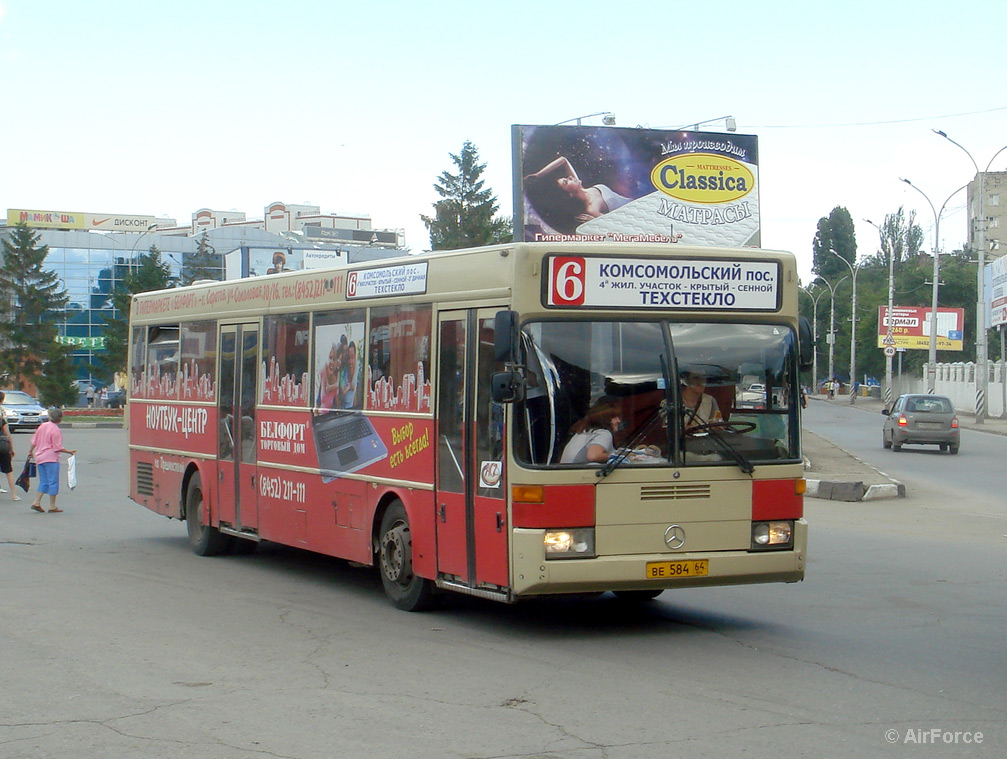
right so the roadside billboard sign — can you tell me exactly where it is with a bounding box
[512,125,760,248]
[989,255,1007,329]
[878,306,964,351]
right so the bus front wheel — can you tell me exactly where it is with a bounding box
[186,474,232,556]
[378,502,434,611]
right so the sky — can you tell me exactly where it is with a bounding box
[2,0,1005,283]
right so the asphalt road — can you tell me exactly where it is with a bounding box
[804,398,1007,513]
[2,428,1003,758]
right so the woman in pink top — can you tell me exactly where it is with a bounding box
[27,408,76,514]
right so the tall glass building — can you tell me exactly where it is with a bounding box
[1,224,404,384]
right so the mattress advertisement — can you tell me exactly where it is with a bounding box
[512,124,760,248]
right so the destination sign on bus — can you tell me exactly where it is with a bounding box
[546,255,779,310]
[347,262,428,299]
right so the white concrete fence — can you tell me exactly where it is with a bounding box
[901,361,1007,418]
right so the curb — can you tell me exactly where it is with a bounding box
[61,422,124,429]
[803,456,906,503]
[804,478,905,502]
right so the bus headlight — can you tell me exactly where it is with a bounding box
[544,528,595,559]
[751,520,794,550]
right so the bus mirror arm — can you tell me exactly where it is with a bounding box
[491,370,525,403]
[798,317,814,371]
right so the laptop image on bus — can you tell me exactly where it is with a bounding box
[311,411,388,482]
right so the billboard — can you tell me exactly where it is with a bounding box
[240,247,348,278]
[7,208,164,231]
[512,125,760,247]
[878,306,964,351]
[8,208,86,230]
[989,255,1007,329]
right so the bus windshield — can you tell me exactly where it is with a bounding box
[514,320,800,468]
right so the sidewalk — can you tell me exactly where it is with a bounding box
[803,393,1007,502]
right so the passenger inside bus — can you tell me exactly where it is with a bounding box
[559,398,623,464]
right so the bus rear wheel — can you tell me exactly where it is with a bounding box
[186,474,232,556]
[378,502,434,611]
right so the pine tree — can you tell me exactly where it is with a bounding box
[0,222,73,401]
[182,233,223,285]
[421,140,512,251]
[97,245,176,378]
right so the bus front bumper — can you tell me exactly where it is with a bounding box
[510,519,807,597]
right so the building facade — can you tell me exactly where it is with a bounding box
[2,202,408,386]
[967,171,1007,256]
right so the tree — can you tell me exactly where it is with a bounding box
[866,207,923,277]
[36,339,78,408]
[182,233,223,285]
[421,140,512,250]
[96,245,175,379]
[0,223,74,403]
[811,206,858,280]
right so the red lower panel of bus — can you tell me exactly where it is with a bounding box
[512,485,595,528]
[751,479,804,520]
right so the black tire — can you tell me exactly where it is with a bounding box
[613,589,664,602]
[949,445,960,455]
[892,440,902,452]
[939,443,948,452]
[883,433,891,449]
[185,474,232,556]
[378,501,435,611]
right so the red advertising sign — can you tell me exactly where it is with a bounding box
[877,306,964,351]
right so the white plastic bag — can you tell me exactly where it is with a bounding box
[66,454,77,490]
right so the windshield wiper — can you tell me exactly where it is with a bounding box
[596,404,666,481]
[690,425,755,475]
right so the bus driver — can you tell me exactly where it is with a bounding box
[680,370,722,431]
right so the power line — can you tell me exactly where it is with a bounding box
[749,105,1007,130]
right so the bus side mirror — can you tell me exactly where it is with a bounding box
[798,317,814,371]
[494,310,519,363]
[491,371,525,403]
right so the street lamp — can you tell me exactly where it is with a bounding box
[129,223,158,274]
[556,111,616,126]
[674,115,738,132]
[812,273,847,393]
[799,285,829,392]
[932,131,1007,422]
[900,178,967,392]
[829,249,862,402]
[866,218,896,405]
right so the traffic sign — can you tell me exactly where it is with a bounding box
[882,333,896,346]
[884,346,896,357]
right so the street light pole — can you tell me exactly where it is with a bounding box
[129,223,158,275]
[931,132,1007,422]
[813,274,847,393]
[799,285,828,392]
[830,249,861,402]
[866,218,896,405]
[900,179,967,393]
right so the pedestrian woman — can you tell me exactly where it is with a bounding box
[27,407,76,514]
[0,391,20,499]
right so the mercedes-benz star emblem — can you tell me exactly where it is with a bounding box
[664,524,686,550]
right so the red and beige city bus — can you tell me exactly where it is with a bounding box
[127,242,812,610]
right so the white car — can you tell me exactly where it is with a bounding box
[2,391,49,432]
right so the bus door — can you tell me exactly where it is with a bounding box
[435,309,509,589]
[217,324,260,533]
